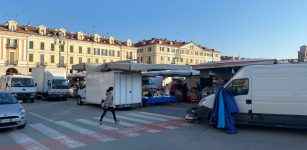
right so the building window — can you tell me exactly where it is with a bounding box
[172,49,175,53]
[215,54,219,57]
[147,57,151,64]
[103,59,106,63]
[161,56,163,61]
[87,47,91,54]
[29,54,33,62]
[50,55,55,63]
[51,44,55,51]
[60,45,64,52]
[181,58,183,62]
[167,48,170,52]
[70,45,74,53]
[168,57,170,62]
[79,46,82,54]
[87,58,91,63]
[29,41,34,49]
[60,56,65,66]
[117,51,120,57]
[40,42,45,50]
[97,48,100,55]
[78,57,82,64]
[70,57,74,64]
[148,47,152,52]
[190,59,193,63]
[95,59,98,63]
[40,54,44,65]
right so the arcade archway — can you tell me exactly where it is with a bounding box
[6,68,18,75]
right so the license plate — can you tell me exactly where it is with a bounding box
[11,118,20,122]
[0,119,11,123]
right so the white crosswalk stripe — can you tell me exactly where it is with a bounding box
[10,132,49,150]
[75,119,118,131]
[55,121,115,142]
[116,115,153,124]
[29,123,86,149]
[127,113,168,122]
[137,111,181,119]
[94,117,137,127]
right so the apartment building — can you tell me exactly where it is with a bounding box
[0,20,137,75]
[298,45,307,62]
[134,38,221,65]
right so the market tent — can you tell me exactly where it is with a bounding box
[193,59,277,70]
[72,62,192,72]
[142,70,200,77]
[66,73,86,78]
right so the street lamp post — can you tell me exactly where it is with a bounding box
[54,32,66,67]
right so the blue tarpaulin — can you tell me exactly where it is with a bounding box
[209,87,239,134]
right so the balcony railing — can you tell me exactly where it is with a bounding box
[5,60,18,66]
[6,43,18,49]
[35,62,47,67]
[56,63,67,68]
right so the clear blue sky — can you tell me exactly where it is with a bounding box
[1,0,306,59]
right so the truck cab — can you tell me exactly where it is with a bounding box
[45,78,69,100]
[0,75,37,103]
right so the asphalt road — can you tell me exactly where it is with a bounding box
[0,99,307,150]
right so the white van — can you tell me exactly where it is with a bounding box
[199,63,307,127]
[0,75,36,103]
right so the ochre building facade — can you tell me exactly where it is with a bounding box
[0,20,137,75]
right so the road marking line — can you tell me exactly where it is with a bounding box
[137,111,181,119]
[9,132,49,150]
[28,112,54,122]
[29,123,86,149]
[164,126,178,129]
[55,121,115,142]
[116,115,153,124]
[75,119,118,131]
[127,113,168,121]
[94,117,137,127]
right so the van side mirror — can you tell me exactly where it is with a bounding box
[35,83,37,86]
[6,83,8,87]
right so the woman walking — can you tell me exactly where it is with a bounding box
[99,87,120,125]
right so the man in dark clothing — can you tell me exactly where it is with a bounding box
[181,83,188,102]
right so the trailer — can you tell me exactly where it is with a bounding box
[77,71,142,108]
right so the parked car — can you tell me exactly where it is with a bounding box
[0,90,27,129]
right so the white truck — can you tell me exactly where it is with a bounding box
[198,63,307,128]
[77,71,142,108]
[0,75,36,103]
[31,67,69,100]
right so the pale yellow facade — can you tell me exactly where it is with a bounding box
[0,20,137,75]
[136,40,221,65]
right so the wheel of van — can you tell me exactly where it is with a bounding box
[17,121,26,129]
[77,96,83,105]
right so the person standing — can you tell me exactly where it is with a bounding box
[99,87,120,125]
[170,83,176,96]
[181,83,188,102]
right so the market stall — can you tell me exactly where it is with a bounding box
[142,69,200,104]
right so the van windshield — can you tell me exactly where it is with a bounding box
[11,78,35,87]
[52,79,69,89]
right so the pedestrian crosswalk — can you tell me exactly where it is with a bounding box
[2,111,187,150]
